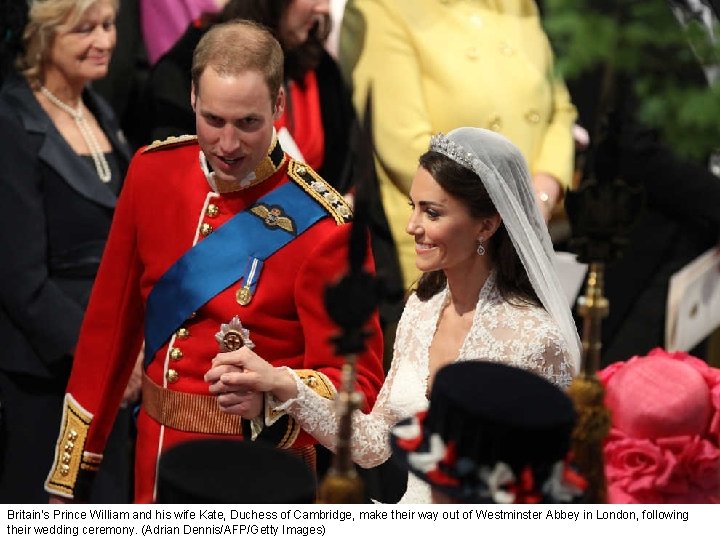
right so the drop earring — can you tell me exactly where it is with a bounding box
[476,237,485,256]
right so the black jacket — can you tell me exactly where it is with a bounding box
[0,72,131,378]
[569,64,720,363]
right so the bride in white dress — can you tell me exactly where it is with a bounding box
[206,127,582,503]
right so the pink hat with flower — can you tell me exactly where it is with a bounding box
[598,348,720,503]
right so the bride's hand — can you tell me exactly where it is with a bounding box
[204,347,298,403]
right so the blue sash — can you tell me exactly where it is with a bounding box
[144,181,326,366]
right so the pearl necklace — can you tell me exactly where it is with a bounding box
[40,86,112,183]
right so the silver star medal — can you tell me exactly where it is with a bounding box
[215,315,255,352]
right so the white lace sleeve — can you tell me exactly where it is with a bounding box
[513,317,575,389]
[275,297,428,468]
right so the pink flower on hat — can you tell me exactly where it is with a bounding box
[605,432,720,503]
[604,430,678,504]
[599,348,720,503]
[673,436,720,501]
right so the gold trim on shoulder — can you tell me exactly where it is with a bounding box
[44,394,95,498]
[287,160,352,225]
[141,134,198,153]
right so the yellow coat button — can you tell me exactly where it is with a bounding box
[176,328,190,339]
[206,204,219,218]
[68,430,78,442]
[169,348,183,361]
[465,46,479,60]
[499,41,515,56]
[200,223,213,236]
[166,369,179,383]
[525,109,541,124]
[488,114,502,131]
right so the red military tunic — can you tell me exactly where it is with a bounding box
[45,136,385,502]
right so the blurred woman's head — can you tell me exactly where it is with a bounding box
[20,0,118,88]
[279,0,330,50]
[221,0,330,81]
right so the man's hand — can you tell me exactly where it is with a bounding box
[204,348,268,418]
[216,389,263,418]
[49,495,72,504]
[121,343,144,407]
[204,347,298,410]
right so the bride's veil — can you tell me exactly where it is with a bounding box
[430,127,582,372]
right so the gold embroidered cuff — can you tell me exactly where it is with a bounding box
[265,369,336,427]
[276,415,301,449]
[259,392,300,449]
[295,369,336,399]
[277,370,335,448]
[265,392,285,427]
[45,394,98,499]
[263,369,336,449]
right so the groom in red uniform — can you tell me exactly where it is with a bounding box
[45,20,384,502]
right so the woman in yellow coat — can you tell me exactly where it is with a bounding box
[340,0,576,291]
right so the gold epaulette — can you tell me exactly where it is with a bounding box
[287,160,352,225]
[141,134,197,153]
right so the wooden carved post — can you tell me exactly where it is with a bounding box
[565,112,643,502]
[316,356,365,504]
[567,262,611,503]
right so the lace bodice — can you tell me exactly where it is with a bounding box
[278,272,575,503]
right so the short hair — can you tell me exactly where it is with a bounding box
[19,0,119,88]
[414,151,540,306]
[191,19,284,103]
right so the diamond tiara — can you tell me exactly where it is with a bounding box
[429,133,478,171]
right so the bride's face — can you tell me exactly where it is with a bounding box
[406,167,484,274]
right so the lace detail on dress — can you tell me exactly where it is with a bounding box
[276,359,424,468]
[276,272,574,503]
[456,273,575,389]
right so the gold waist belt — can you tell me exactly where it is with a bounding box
[141,373,316,470]
[142,373,243,435]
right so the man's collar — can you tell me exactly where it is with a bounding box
[200,131,286,194]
